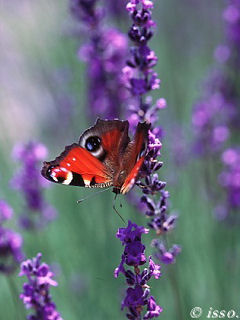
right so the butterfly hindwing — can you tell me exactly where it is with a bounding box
[119,122,151,194]
[120,156,145,194]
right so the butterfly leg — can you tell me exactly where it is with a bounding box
[113,194,125,224]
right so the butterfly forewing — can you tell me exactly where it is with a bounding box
[41,145,112,188]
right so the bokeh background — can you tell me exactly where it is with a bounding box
[1,0,239,319]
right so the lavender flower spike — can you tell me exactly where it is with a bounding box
[192,0,240,157]
[70,0,128,120]
[124,0,179,244]
[122,0,165,130]
[11,141,57,230]
[19,253,63,320]
[115,221,162,319]
[123,0,180,275]
[152,240,181,265]
[215,148,240,221]
[0,200,24,274]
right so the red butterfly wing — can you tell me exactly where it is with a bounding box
[79,118,130,168]
[42,144,112,188]
[119,122,150,194]
[120,156,145,194]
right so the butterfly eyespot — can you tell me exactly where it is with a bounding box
[82,135,106,159]
[46,166,73,184]
[46,165,55,178]
[85,136,101,152]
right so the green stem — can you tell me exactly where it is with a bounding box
[202,156,217,203]
[6,275,26,320]
[164,235,184,320]
[167,264,184,320]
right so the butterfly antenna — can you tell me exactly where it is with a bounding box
[77,187,112,204]
[113,194,125,223]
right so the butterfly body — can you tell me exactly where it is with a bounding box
[41,119,150,194]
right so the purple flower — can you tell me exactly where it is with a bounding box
[125,241,147,266]
[11,142,57,230]
[152,240,181,265]
[0,200,24,274]
[192,73,234,156]
[223,0,240,50]
[123,0,178,240]
[116,221,148,267]
[121,2,180,311]
[70,0,128,120]
[192,0,240,158]
[123,0,159,97]
[217,148,240,216]
[115,221,162,319]
[19,253,63,320]
[214,45,230,63]
[140,190,178,235]
[148,257,161,279]
[123,285,147,309]
[70,0,102,26]
[122,0,166,142]
[192,1,240,228]
[117,220,149,244]
[144,296,163,319]
[0,200,13,222]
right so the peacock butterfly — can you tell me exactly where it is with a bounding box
[41,118,150,194]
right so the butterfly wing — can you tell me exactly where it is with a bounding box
[120,157,145,194]
[120,122,150,194]
[79,118,130,167]
[41,144,113,188]
[41,119,130,189]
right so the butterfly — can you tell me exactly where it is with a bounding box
[41,118,150,194]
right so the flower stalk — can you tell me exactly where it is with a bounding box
[115,221,162,319]
[0,200,24,274]
[123,0,180,265]
[70,0,128,120]
[19,253,63,320]
[192,0,240,221]
[11,142,57,230]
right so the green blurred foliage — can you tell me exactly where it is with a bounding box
[1,0,239,319]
